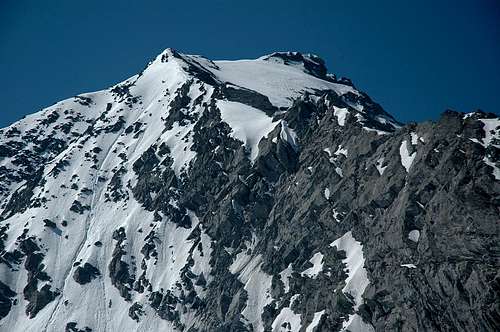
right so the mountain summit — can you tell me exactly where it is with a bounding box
[0,49,498,332]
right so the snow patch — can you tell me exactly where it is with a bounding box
[333,106,349,126]
[410,132,419,145]
[483,157,500,180]
[217,100,279,161]
[271,305,302,332]
[301,252,324,279]
[330,232,369,309]
[330,231,372,332]
[375,157,387,175]
[335,167,343,177]
[230,253,273,332]
[324,188,330,200]
[341,313,375,332]
[279,264,293,294]
[408,230,420,243]
[305,310,325,332]
[334,145,348,157]
[280,121,299,151]
[479,118,500,148]
[399,140,416,173]
[332,209,341,223]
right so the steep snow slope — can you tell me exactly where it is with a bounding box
[0,48,498,332]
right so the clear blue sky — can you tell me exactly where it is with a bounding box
[1,0,498,127]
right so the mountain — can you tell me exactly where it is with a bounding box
[0,48,498,332]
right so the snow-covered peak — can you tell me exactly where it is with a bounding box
[138,48,357,109]
[0,47,498,332]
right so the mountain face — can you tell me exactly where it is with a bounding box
[0,48,499,332]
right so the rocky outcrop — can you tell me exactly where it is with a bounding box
[73,263,100,285]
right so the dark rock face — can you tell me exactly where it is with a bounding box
[0,49,498,331]
[263,52,329,80]
[128,302,145,322]
[109,227,134,300]
[73,263,100,285]
[65,322,93,332]
[0,281,16,320]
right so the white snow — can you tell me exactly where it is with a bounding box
[230,252,273,332]
[301,252,324,279]
[410,132,419,145]
[280,121,299,151]
[399,140,416,173]
[375,157,387,175]
[334,145,348,157]
[323,148,338,164]
[483,157,500,180]
[279,264,293,293]
[408,230,420,243]
[401,264,417,269]
[160,121,197,177]
[469,118,500,180]
[217,100,279,161]
[324,188,331,200]
[330,232,369,310]
[362,127,389,135]
[271,305,302,332]
[330,231,373,331]
[335,167,343,177]
[479,118,500,147]
[211,57,356,108]
[341,313,375,332]
[305,310,325,332]
[333,106,349,126]
[332,209,341,223]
